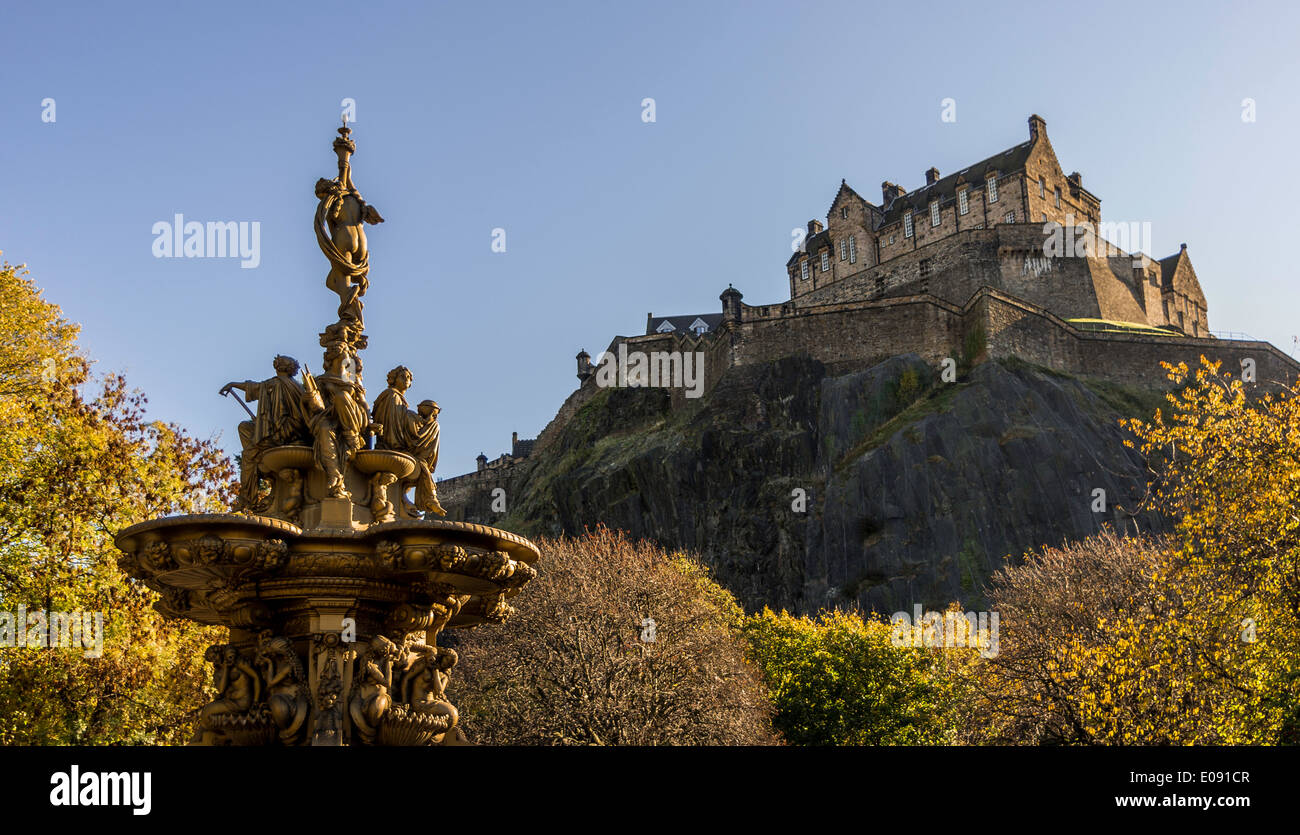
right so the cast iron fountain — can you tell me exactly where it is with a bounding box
[114,123,538,745]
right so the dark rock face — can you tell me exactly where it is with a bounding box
[452,355,1166,615]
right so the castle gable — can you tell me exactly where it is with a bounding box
[1159,248,1207,309]
[827,179,876,218]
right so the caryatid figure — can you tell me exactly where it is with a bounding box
[220,355,311,511]
[371,366,447,516]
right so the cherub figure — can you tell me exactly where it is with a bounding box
[192,645,261,745]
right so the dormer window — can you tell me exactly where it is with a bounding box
[689,317,710,336]
[904,211,914,237]
[958,189,969,215]
[656,320,676,333]
[820,251,830,272]
[986,175,998,203]
[849,235,857,263]
[930,200,940,227]
[800,260,809,280]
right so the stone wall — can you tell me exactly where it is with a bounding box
[979,290,1296,387]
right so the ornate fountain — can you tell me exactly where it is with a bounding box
[114,123,538,746]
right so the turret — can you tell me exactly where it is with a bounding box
[721,285,743,323]
[576,349,594,382]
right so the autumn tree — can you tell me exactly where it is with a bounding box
[966,358,1300,745]
[0,259,235,744]
[743,608,969,745]
[964,531,1282,744]
[1120,358,1300,742]
[447,526,779,745]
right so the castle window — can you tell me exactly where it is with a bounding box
[840,239,847,261]
[904,211,913,237]
[920,258,931,277]
[820,251,830,273]
[800,260,809,280]
[1039,177,1046,198]
[1042,212,1048,222]
[849,235,857,263]
[1004,211,1015,223]
[986,175,998,203]
[1054,186,1062,208]
[958,189,969,215]
[888,233,895,245]
[841,206,849,219]
[930,200,940,227]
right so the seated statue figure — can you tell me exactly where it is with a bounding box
[371,366,446,516]
[220,355,312,511]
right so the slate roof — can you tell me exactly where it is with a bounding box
[1158,250,1183,287]
[877,139,1036,224]
[646,312,724,336]
[786,229,834,267]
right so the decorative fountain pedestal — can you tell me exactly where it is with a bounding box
[114,123,538,746]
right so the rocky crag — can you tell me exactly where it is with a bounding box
[446,354,1168,615]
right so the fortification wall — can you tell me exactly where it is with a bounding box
[731,295,963,370]
[438,462,525,524]
[980,291,1298,387]
[443,285,1297,489]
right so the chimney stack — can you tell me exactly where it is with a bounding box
[881,181,905,205]
[1029,114,1046,140]
[1067,171,1082,188]
[925,167,940,186]
[807,219,823,237]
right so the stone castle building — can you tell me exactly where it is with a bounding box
[440,114,1295,497]
[783,115,1207,338]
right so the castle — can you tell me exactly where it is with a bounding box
[441,114,1297,497]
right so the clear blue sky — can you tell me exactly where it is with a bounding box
[3,0,1299,476]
